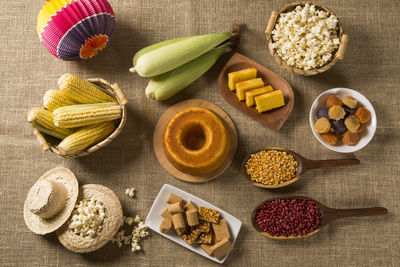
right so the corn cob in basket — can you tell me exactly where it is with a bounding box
[53,103,122,128]
[28,74,127,158]
[43,90,78,111]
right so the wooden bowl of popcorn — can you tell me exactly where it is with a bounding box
[266,1,349,76]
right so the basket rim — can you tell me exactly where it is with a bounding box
[265,1,347,76]
[35,78,127,158]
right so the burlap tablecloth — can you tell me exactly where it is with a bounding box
[0,0,399,266]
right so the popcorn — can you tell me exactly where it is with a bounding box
[125,187,135,198]
[112,214,149,252]
[68,198,105,238]
[113,188,149,252]
[124,216,134,225]
[270,4,340,70]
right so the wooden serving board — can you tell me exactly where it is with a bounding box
[218,53,294,131]
[153,99,238,183]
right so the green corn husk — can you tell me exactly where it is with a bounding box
[145,43,229,100]
[132,36,191,67]
[31,124,71,140]
[131,32,232,77]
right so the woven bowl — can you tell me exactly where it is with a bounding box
[265,1,349,76]
[33,78,127,158]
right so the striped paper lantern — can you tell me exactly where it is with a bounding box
[37,0,115,61]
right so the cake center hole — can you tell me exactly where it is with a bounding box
[181,123,206,151]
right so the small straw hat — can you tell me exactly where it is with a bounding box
[56,184,123,253]
[24,167,79,235]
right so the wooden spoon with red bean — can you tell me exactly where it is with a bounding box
[241,147,360,189]
[251,196,388,239]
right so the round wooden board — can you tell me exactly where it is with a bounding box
[153,99,238,183]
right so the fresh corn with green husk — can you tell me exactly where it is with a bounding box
[53,103,121,128]
[130,32,233,77]
[57,121,115,155]
[27,107,73,139]
[132,36,191,68]
[145,43,229,100]
[43,89,78,111]
[58,73,117,104]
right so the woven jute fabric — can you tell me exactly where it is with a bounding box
[0,0,399,266]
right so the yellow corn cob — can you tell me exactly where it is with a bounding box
[58,73,117,104]
[53,103,121,128]
[57,121,115,155]
[27,107,73,139]
[43,89,78,111]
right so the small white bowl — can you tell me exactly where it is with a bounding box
[309,88,377,153]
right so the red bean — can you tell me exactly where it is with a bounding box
[256,199,323,237]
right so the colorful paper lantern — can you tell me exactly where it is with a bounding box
[37,0,116,61]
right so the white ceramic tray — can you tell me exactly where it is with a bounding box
[145,184,242,264]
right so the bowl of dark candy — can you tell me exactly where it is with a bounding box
[309,88,377,153]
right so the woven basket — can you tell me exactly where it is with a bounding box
[265,1,349,76]
[33,78,128,158]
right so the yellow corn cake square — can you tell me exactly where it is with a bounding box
[235,78,264,101]
[227,68,257,91]
[245,86,273,107]
[255,90,285,113]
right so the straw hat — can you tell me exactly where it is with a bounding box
[24,167,79,235]
[56,184,123,253]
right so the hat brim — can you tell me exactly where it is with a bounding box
[56,184,123,253]
[24,167,79,235]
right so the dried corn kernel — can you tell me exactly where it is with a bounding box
[245,150,298,186]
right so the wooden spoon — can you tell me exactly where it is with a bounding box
[241,147,360,188]
[251,196,388,239]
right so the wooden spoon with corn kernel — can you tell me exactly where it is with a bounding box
[251,196,388,239]
[241,147,360,189]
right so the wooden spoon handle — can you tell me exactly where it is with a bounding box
[307,158,360,170]
[326,207,388,221]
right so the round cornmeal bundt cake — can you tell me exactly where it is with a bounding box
[163,107,230,175]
